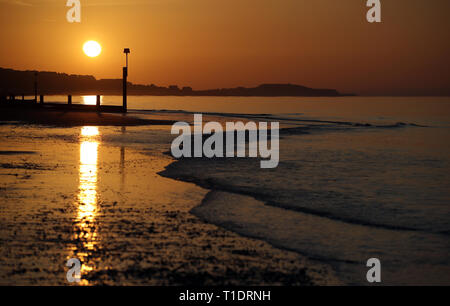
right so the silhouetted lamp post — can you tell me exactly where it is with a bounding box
[123,48,130,112]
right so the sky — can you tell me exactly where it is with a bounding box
[0,0,449,95]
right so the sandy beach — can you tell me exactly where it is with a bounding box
[1,97,450,286]
[2,0,450,293]
[0,106,175,126]
[0,112,339,286]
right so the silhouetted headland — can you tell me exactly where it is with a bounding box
[0,67,350,97]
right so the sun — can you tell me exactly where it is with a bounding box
[83,41,102,58]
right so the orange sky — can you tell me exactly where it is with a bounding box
[0,0,449,95]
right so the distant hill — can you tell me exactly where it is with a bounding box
[195,83,342,97]
[0,67,348,97]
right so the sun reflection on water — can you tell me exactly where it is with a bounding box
[70,126,100,285]
[82,95,100,105]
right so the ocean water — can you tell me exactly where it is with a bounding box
[135,95,449,285]
[42,95,450,126]
[7,96,450,285]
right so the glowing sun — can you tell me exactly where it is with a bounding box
[83,41,102,57]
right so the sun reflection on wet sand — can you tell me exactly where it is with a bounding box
[70,126,100,285]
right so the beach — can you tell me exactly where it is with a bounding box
[1,96,450,285]
[0,106,175,126]
[0,113,339,286]
[1,0,450,293]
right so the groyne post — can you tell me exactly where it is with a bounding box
[122,48,130,113]
[96,95,101,107]
[123,67,127,112]
[68,95,72,105]
[40,95,44,104]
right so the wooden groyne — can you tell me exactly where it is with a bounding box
[0,95,126,113]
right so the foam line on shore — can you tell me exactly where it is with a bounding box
[159,162,446,234]
[187,189,450,285]
[132,109,426,128]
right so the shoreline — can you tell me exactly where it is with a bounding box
[3,107,448,285]
[0,123,339,285]
[0,106,175,126]
[157,120,450,285]
[158,159,345,285]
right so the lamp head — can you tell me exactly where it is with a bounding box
[124,48,130,54]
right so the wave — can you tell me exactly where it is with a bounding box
[152,109,450,284]
[159,159,448,235]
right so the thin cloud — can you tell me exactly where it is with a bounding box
[0,0,33,6]
[84,0,154,7]
[1,0,155,7]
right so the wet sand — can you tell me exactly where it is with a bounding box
[0,106,175,126]
[0,123,339,285]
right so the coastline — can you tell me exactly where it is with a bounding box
[158,118,450,286]
[0,106,175,126]
[159,158,353,285]
[2,105,449,285]
[0,121,339,285]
